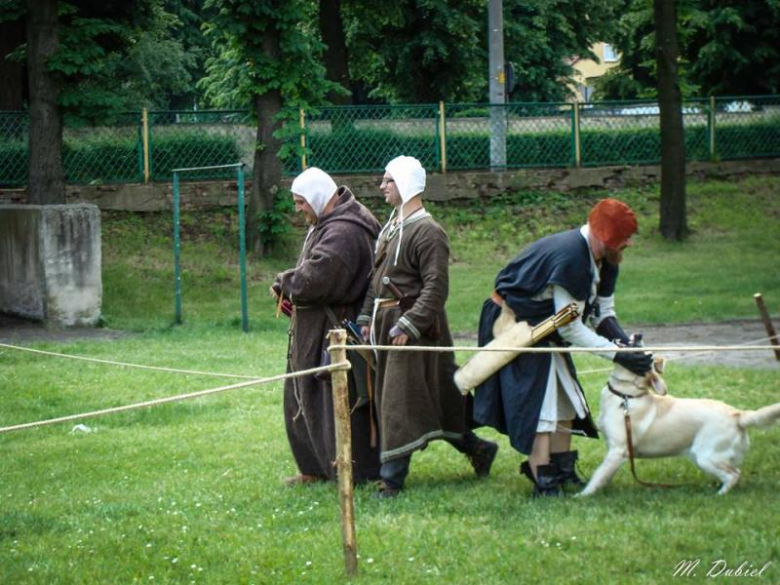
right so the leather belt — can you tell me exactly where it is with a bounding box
[376,298,400,310]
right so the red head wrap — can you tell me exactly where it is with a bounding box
[588,198,638,249]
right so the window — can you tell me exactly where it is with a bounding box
[603,44,619,63]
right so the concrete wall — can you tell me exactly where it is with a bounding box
[0,159,778,212]
[0,204,102,326]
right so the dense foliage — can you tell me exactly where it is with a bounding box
[595,0,780,100]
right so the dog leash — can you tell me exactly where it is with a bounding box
[607,383,686,489]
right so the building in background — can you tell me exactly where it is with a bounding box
[567,42,620,102]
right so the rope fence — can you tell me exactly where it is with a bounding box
[3,329,778,577]
[0,360,350,435]
[329,343,780,353]
[2,337,777,436]
[0,342,262,379]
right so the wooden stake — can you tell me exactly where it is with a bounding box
[327,329,358,577]
[754,293,780,361]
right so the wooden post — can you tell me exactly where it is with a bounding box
[299,108,308,171]
[438,101,447,174]
[573,101,581,167]
[754,293,780,361]
[327,328,358,577]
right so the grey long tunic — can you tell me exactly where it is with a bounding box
[357,212,467,463]
[277,187,381,482]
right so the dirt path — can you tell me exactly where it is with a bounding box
[1,314,778,370]
[454,318,780,370]
[633,319,779,370]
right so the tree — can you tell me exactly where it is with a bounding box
[345,0,485,103]
[201,0,336,256]
[26,0,65,204]
[342,0,620,104]
[595,0,780,99]
[502,0,622,102]
[319,0,351,106]
[655,0,688,240]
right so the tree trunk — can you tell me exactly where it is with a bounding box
[26,0,65,204]
[248,30,284,256]
[319,0,351,107]
[654,0,688,240]
[0,17,26,110]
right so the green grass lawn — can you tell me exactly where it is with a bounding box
[1,175,779,583]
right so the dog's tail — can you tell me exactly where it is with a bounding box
[738,403,780,429]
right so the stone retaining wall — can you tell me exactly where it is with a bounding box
[1,159,777,211]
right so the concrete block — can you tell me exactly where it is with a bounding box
[0,204,102,327]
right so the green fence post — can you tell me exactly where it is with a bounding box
[173,171,182,324]
[142,108,150,183]
[237,164,249,333]
[708,95,716,160]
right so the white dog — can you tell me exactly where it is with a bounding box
[578,358,780,496]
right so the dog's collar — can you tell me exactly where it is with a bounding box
[607,382,640,410]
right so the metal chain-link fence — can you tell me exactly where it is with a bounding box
[291,104,441,175]
[1,95,778,188]
[0,111,28,187]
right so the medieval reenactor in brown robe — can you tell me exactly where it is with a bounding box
[274,168,381,485]
[356,155,499,498]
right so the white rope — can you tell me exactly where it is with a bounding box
[576,334,780,376]
[0,342,262,379]
[0,360,350,435]
[332,343,780,354]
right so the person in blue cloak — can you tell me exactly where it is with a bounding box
[473,198,653,497]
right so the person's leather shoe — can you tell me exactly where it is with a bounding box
[550,450,585,488]
[373,480,402,499]
[519,461,563,497]
[283,474,326,487]
[532,464,563,498]
[468,439,499,478]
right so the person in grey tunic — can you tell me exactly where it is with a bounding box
[273,167,381,486]
[357,155,498,498]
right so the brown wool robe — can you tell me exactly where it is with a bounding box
[357,211,467,463]
[277,187,381,482]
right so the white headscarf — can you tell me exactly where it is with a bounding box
[381,156,427,266]
[290,167,337,217]
[385,155,426,203]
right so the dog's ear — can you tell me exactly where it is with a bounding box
[654,357,665,374]
[649,372,668,395]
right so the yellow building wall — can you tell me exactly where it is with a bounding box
[569,42,621,102]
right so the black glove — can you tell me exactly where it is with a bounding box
[596,316,630,345]
[614,350,653,376]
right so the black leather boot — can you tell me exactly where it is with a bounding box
[519,461,563,497]
[550,450,584,488]
[467,439,499,478]
[533,464,564,498]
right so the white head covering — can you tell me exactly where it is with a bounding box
[290,167,337,217]
[378,156,427,266]
[385,155,425,203]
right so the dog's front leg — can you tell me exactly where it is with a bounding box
[576,448,628,497]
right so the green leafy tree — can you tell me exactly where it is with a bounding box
[595,0,780,99]
[503,0,622,102]
[200,0,337,255]
[342,0,621,104]
[344,0,485,103]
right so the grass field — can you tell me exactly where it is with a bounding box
[1,175,779,583]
